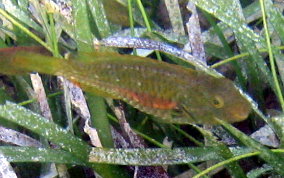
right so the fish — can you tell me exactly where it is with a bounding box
[0,47,251,124]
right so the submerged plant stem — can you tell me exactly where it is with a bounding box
[260,0,284,111]
[193,149,284,178]
[211,46,284,68]
[0,9,51,52]
[135,0,162,61]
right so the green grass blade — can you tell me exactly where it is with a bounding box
[191,0,264,44]
[71,1,129,177]
[71,0,114,148]
[216,144,246,178]
[263,0,284,43]
[0,8,51,51]
[127,0,137,55]
[0,146,86,165]
[191,0,276,95]
[0,102,90,160]
[218,119,284,175]
[0,102,129,177]
[71,0,93,50]
[261,0,284,104]
[89,146,222,165]
[270,115,284,148]
[246,165,273,178]
[88,0,112,38]
[87,94,113,147]
[194,125,246,178]
[136,0,162,60]
[260,0,284,110]
[164,0,185,35]
[1,0,43,32]
[202,10,246,88]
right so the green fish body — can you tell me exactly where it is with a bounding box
[0,47,251,124]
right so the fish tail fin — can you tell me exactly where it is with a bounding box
[0,47,65,76]
[12,52,64,75]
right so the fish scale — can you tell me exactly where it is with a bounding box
[71,59,181,110]
[0,48,251,124]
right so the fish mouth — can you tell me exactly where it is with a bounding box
[213,113,248,124]
[230,108,251,122]
[223,101,251,123]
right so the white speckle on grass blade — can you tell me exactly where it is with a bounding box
[191,0,277,97]
[190,0,265,45]
[0,102,90,161]
[164,0,185,35]
[89,147,220,165]
[246,164,273,178]
[2,0,42,33]
[270,115,284,145]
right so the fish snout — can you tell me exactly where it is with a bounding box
[228,104,251,122]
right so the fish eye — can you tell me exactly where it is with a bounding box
[212,95,224,108]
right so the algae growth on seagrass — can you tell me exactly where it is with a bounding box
[0,47,251,124]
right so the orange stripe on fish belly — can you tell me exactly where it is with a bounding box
[119,88,177,110]
[68,78,177,109]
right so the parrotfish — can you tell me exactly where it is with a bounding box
[0,47,251,124]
